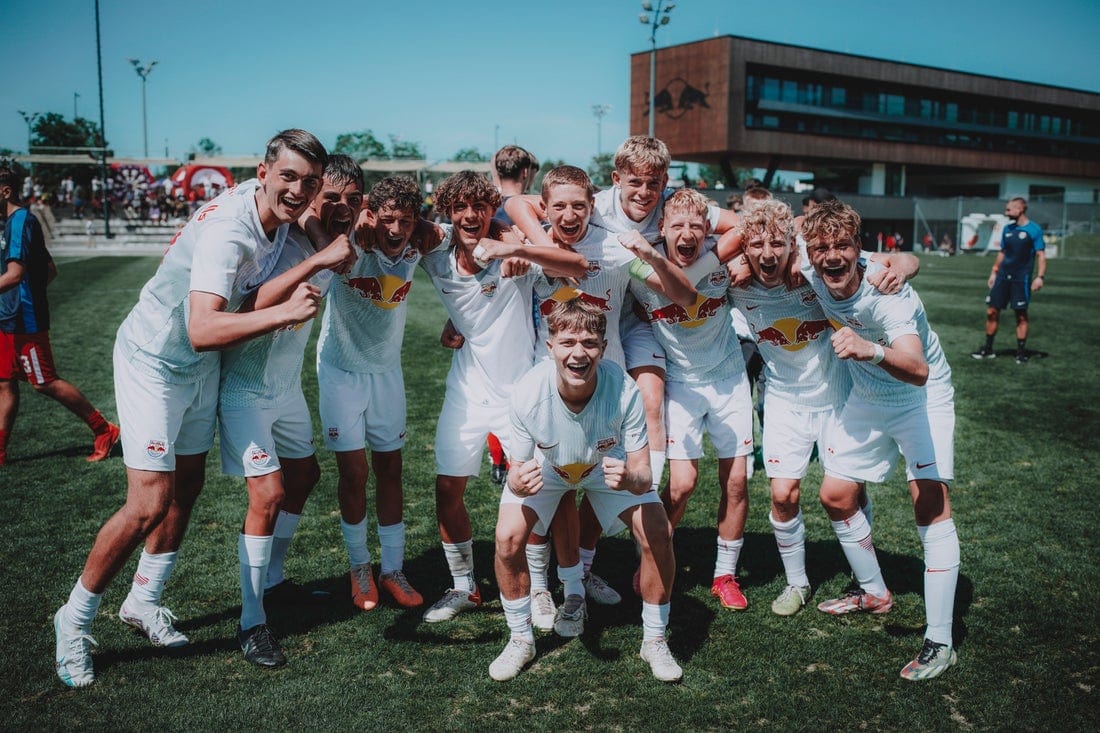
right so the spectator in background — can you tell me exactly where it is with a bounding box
[491,145,539,227]
[726,193,743,213]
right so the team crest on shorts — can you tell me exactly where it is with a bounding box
[708,270,728,287]
[480,282,497,298]
[595,436,618,453]
[145,439,168,460]
[328,426,339,440]
[585,260,602,277]
[250,446,272,468]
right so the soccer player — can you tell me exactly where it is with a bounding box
[315,173,433,612]
[0,166,119,467]
[418,171,588,623]
[730,198,916,615]
[218,155,359,667]
[52,130,329,688]
[491,144,539,228]
[507,137,736,600]
[490,298,682,683]
[801,199,961,681]
[972,196,1045,363]
[625,189,754,610]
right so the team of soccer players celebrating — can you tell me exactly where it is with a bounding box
[47,128,961,688]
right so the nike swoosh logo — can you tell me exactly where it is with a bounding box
[743,438,752,445]
[651,353,666,360]
[744,304,760,310]
[914,461,936,469]
[536,442,558,450]
[441,288,459,294]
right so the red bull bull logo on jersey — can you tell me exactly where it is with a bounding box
[752,317,834,352]
[145,439,168,460]
[585,260,602,278]
[648,293,727,329]
[595,437,618,453]
[347,275,413,310]
[551,461,598,485]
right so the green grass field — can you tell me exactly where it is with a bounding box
[2,253,1097,731]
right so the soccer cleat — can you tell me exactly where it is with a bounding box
[530,589,556,632]
[118,601,190,647]
[490,462,508,486]
[711,574,749,610]
[970,346,995,360]
[639,638,683,683]
[900,638,957,681]
[1015,350,1030,364]
[349,564,379,611]
[553,594,586,638]
[380,569,424,608]
[817,587,894,615]
[54,607,97,688]
[237,623,287,668]
[423,585,482,623]
[583,571,622,605]
[488,637,536,681]
[87,423,121,462]
[771,584,811,616]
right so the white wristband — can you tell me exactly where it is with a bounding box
[870,343,885,364]
[472,244,490,268]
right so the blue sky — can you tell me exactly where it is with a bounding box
[3,0,1098,168]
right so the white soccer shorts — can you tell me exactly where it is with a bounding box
[218,391,315,477]
[622,315,666,372]
[665,374,753,460]
[434,391,511,477]
[317,360,407,453]
[500,478,661,539]
[761,398,842,480]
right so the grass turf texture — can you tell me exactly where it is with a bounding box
[2,253,1097,730]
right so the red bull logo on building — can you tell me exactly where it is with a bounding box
[551,461,598,485]
[347,275,413,310]
[539,286,613,315]
[648,294,726,329]
[752,317,834,352]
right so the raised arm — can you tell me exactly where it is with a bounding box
[476,232,587,279]
[830,328,929,386]
[618,230,696,307]
[188,285,320,352]
[249,234,356,311]
[503,194,555,248]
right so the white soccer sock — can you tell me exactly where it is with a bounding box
[641,601,670,641]
[919,519,960,646]
[127,550,178,608]
[377,522,406,576]
[266,510,301,589]
[65,579,102,629]
[526,542,551,592]
[860,492,874,528]
[714,536,744,578]
[238,534,272,631]
[558,562,585,599]
[831,511,888,597]
[579,547,596,575]
[442,540,475,592]
[771,511,810,588]
[649,450,666,490]
[340,518,371,569]
[501,595,535,644]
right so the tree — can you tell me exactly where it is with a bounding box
[532,159,568,192]
[189,137,222,157]
[333,130,387,161]
[588,153,614,187]
[388,135,423,160]
[451,147,489,163]
[28,113,108,196]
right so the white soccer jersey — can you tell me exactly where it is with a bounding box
[509,359,647,490]
[316,237,421,374]
[533,225,633,369]
[628,240,744,384]
[116,179,287,382]
[219,230,328,409]
[802,257,953,406]
[728,281,850,411]
[419,226,542,407]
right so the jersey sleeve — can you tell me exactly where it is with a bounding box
[190,220,251,300]
[5,211,31,262]
[621,380,648,454]
[508,398,536,463]
[1030,223,1046,252]
[706,203,722,231]
[876,287,920,343]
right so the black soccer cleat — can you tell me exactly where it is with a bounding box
[238,623,287,668]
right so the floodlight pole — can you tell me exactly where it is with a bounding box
[639,1,674,138]
[593,104,612,156]
[17,110,39,176]
[95,0,112,238]
[128,58,157,157]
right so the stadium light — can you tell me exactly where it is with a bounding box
[592,104,612,156]
[127,57,158,157]
[17,110,40,175]
[639,0,675,137]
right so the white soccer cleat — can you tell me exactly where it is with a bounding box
[900,638,958,681]
[118,600,190,647]
[553,594,586,638]
[530,589,557,632]
[489,637,536,681]
[422,586,482,623]
[583,572,622,605]
[639,637,683,683]
[54,607,97,688]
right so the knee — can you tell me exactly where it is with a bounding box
[338,464,369,493]
[494,527,527,560]
[124,499,172,536]
[250,482,286,514]
[772,485,800,512]
[636,512,672,555]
